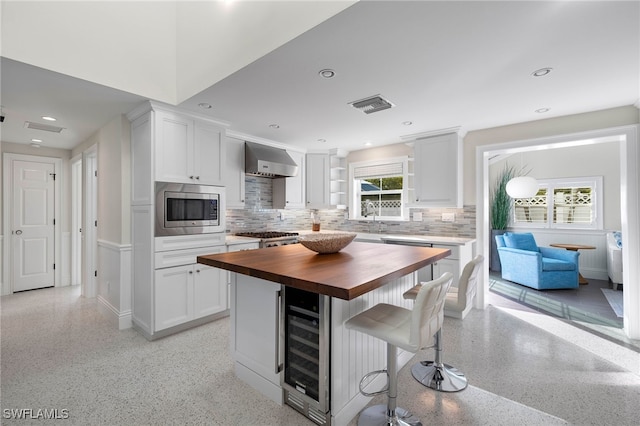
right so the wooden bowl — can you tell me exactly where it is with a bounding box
[298,232,357,254]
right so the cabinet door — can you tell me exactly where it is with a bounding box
[234,275,282,386]
[306,153,330,209]
[193,120,224,185]
[225,137,246,209]
[155,111,193,183]
[155,265,192,331]
[284,150,305,208]
[414,133,462,207]
[193,264,227,319]
[433,259,458,288]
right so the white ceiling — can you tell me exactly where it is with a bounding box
[1,1,638,152]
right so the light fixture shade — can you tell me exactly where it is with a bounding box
[506,176,538,198]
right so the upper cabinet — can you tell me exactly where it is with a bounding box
[306,153,330,209]
[411,132,462,208]
[225,137,246,209]
[155,110,225,185]
[306,149,348,210]
[273,150,306,209]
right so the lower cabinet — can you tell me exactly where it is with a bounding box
[432,243,473,289]
[231,274,283,404]
[154,245,227,333]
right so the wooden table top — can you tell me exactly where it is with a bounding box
[550,243,596,250]
[197,241,450,300]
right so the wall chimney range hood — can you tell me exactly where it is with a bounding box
[245,141,298,178]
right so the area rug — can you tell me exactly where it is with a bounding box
[601,288,623,318]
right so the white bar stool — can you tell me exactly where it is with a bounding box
[344,272,453,426]
[403,255,484,392]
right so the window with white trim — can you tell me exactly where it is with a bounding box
[349,157,408,220]
[512,177,603,229]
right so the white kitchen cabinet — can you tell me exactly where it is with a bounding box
[231,274,283,403]
[306,153,330,209]
[155,109,224,185]
[154,259,227,332]
[432,243,473,290]
[226,241,259,308]
[305,149,348,209]
[413,132,462,207]
[225,137,246,209]
[273,150,305,209]
[155,264,192,331]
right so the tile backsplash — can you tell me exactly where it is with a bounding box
[226,176,476,238]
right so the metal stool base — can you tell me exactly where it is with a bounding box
[357,404,422,426]
[411,361,468,392]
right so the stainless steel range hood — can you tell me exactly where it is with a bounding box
[245,142,298,178]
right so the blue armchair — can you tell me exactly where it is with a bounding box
[495,232,579,290]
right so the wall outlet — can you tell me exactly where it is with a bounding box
[442,212,455,222]
[412,212,423,221]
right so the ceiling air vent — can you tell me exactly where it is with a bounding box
[349,95,395,114]
[24,121,65,133]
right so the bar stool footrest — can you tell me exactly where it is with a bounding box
[359,369,389,397]
[357,404,423,426]
[411,360,468,392]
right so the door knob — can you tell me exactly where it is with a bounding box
[15,230,23,235]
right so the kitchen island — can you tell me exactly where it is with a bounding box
[198,242,450,426]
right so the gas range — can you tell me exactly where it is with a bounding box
[235,231,299,248]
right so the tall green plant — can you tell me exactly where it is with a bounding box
[490,164,517,230]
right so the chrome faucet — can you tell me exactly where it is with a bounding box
[364,201,382,233]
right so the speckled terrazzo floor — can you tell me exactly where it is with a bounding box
[1,285,639,425]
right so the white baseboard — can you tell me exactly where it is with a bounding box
[97,295,132,330]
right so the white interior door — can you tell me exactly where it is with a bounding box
[71,155,82,286]
[82,147,98,298]
[11,160,55,292]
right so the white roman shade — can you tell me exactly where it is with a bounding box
[353,161,404,179]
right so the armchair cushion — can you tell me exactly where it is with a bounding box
[503,232,539,252]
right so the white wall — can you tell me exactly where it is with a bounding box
[490,141,621,230]
[465,105,640,205]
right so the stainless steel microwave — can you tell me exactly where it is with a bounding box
[155,182,225,236]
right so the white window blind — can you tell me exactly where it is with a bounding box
[353,162,403,179]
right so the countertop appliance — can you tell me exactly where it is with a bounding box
[155,182,225,236]
[235,231,299,248]
[281,287,331,425]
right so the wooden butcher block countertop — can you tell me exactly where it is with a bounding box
[197,241,450,300]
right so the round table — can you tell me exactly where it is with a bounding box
[550,243,596,285]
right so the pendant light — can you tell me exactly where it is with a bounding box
[506,153,538,198]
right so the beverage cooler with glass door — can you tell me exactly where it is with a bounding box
[281,287,331,425]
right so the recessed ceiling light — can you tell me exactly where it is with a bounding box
[535,108,550,113]
[531,67,553,77]
[31,143,41,148]
[364,141,372,147]
[269,124,280,129]
[318,69,336,78]
[317,139,326,143]
[402,121,413,126]
[31,138,43,143]
[198,103,212,109]
[42,116,57,121]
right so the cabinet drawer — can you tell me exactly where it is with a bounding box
[155,233,225,252]
[155,245,225,269]
[227,243,260,252]
[433,244,459,259]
